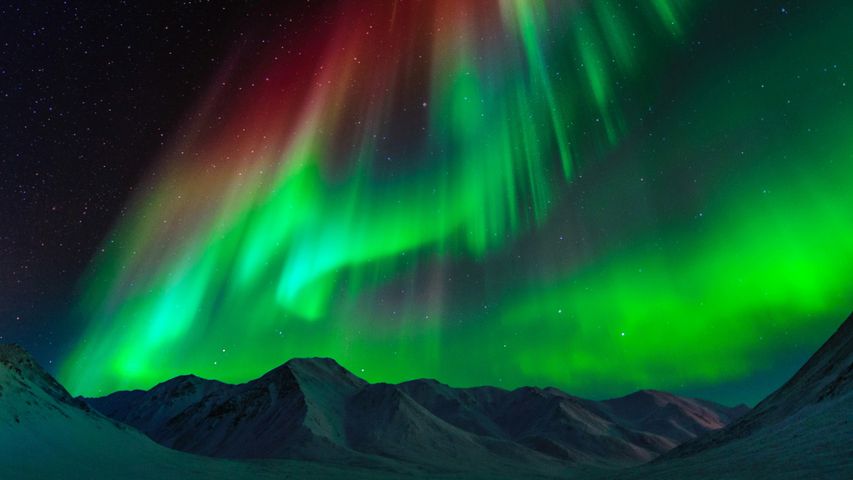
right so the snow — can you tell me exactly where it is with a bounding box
[85,356,748,474]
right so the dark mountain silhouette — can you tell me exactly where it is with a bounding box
[602,390,749,444]
[86,356,745,471]
[0,345,466,479]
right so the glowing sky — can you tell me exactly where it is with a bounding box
[59,0,853,404]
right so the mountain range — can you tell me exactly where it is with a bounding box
[1,312,851,479]
[84,357,746,473]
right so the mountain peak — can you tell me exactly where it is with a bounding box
[0,343,90,414]
[627,388,672,398]
[143,373,223,402]
[153,373,204,386]
[153,373,215,388]
[283,356,344,370]
[0,343,35,366]
[259,356,366,388]
[1,344,46,391]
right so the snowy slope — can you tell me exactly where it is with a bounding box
[664,312,852,459]
[103,358,375,461]
[603,313,853,480]
[0,345,457,480]
[86,374,227,435]
[393,380,746,466]
[345,382,565,475]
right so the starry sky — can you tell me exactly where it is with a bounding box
[2,1,851,406]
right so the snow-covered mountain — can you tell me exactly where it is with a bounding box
[0,345,200,478]
[0,345,446,480]
[396,381,746,466]
[86,355,746,471]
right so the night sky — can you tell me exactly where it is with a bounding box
[1,0,304,362]
[2,1,851,407]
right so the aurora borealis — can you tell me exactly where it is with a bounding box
[54,0,853,405]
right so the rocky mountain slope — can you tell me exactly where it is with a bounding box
[0,345,460,479]
[86,356,746,471]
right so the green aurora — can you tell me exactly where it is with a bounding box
[60,0,852,405]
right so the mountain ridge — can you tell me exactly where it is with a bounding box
[0,345,441,479]
[2,312,851,478]
[84,354,747,470]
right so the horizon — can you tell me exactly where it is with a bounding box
[46,329,847,408]
[4,340,762,408]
